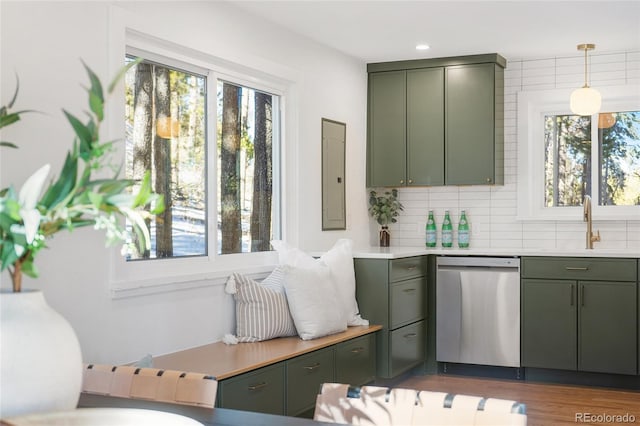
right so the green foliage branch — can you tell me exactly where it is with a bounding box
[0,61,164,292]
[368,189,404,226]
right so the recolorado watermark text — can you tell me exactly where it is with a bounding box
[576,412,636,423]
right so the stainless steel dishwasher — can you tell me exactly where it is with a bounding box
[436,256,520,368]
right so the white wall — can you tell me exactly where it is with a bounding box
[389,51,640,251]
[0,1,370,363]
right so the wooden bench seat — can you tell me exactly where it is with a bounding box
[153,325,381,380]
[152,325,382,417]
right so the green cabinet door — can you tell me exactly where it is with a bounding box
[367,70,406,187]
[521,279,577,370]
[335,334,376,386]
[407,67,444,186]
[579,281,637,375]
[445,63,500,185]
[217,363,285,415]
[286,347,335,416]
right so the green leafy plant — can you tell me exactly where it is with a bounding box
[0,61,164,292]
[368,189,404,226]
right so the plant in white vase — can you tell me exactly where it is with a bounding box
[0,60,163,418]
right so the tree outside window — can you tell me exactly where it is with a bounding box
[124,57,278,260]
[544,111,640,208]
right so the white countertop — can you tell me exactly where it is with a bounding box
[352,246,640,259]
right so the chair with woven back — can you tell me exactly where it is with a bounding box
[79,363,217,421]
[313,383,527,426]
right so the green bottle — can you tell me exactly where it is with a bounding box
[458,210,470,248]
[441,210,453,248]
[425,210,436,248]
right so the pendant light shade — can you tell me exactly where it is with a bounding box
[570,87,601,116]
[570,43,601,116]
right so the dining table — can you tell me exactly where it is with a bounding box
[1,394,337,426]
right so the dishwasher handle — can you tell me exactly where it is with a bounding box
[436,257,520,269]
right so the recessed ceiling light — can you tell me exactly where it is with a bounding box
[416,44,430,51]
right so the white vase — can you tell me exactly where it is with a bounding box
[0,290,83,418]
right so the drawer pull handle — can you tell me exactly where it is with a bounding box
[565,267,589,271]
[303,363,321,371]
[351,347,365,354]
[248,382,268,391]
[406,266,417,271]
[404,333,418,339]
[403,288,416,293]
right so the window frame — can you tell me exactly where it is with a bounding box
[108,26,291,297]
[517,85,640,221]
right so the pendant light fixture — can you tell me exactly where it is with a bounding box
[570,43,601,116]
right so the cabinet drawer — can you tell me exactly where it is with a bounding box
[218,363,285,415]
[390,278,425,329]
[390,256,426,282]
[336,334,376,386]
[285,347,335,416]
[521,257,637,282]
[390,320,425,377]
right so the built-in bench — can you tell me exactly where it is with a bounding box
[152,325,382,417]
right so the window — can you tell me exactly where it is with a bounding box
[597,111,640,206]
[124,54,280,261]
[544,114,592,207]
[544,112,640,208]
[517,86,640,220]
[216,81,277,254]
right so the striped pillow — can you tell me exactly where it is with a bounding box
[229,270,297,342]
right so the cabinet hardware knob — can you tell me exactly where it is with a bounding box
[400,179,405,184]
[350,347,365,354]
[565,267,589,271]
[404,333,418,339]
[408,179,413,184]
[486,178,492,182]
[248,382,268,391]
[303,363,321,371]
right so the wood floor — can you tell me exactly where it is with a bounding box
[397,374,640,426]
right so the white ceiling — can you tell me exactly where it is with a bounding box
[228,1,640,63]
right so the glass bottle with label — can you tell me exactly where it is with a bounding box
[441,210,453,248]
[425,210,437,248]
[458,210,470,248]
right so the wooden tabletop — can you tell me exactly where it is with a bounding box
[153,325,382,380]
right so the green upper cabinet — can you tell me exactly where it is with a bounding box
[407,68,445,186]
[445,63,504,185]
[367,54,505,187]
[367,70,406,187]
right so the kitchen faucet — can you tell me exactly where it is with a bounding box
[583,195,600,249]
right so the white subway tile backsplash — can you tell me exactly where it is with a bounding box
[390,50,639,251]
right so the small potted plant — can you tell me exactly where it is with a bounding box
[368,189,403,247]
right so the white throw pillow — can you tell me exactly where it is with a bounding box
[270,239,368,327]
[281,262,348,340]
[225,269,297,343]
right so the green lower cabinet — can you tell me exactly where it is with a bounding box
[522,274,638,376]
[217,362,285,415]
[389,320,425,378]
[285,347,335,417]
[579,281,637,375]
[335,334,376,386]
[354,257,427,379]
[522,279,577,370]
